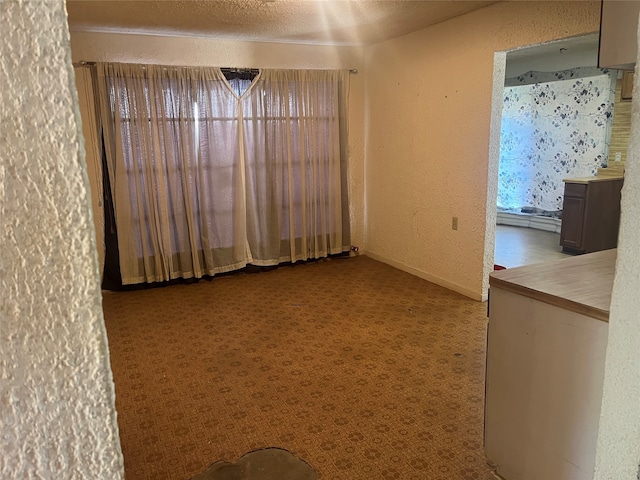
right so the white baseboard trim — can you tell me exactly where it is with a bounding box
[497,211,561,233]
[364,252,484,302]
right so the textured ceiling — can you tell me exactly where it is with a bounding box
[66,0,498,46]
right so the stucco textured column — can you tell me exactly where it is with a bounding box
[594,18,640,480]
[0,1,124,478]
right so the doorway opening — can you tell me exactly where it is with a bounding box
[484,33,629,289]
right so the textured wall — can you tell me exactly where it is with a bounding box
[364,1,601,299]
[70,31,366,250]
[0,2,124,479]
[594,42,640,479]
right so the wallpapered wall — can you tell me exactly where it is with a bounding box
[498,67,616,213]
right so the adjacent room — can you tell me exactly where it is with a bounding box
[5,1,639,480]
[494,34,632,269]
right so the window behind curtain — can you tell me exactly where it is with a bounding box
[97,63,350,285]
[243,69,350,263]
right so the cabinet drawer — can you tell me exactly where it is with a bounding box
[564,182,587,197]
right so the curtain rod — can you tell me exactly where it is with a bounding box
[72,61,358,74]
[220,67,260,74]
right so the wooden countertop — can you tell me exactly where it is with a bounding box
[489,249,617,322]
[563,176,623,184]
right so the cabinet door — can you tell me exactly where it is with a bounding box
[560,196,586,250]
[581,179,624,253]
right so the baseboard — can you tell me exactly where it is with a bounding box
[363,252,484,302]
[496,211,561,233]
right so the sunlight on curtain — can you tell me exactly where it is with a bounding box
[97,63,350,284]
[98,64,248,284]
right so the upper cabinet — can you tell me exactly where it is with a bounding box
[598,0,640,70]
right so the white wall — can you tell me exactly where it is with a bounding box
[69,31,367,251]
[1,2,123,478]
[505,35,599,79]
[363,1,601,300]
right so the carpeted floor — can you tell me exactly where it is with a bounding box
[102,255,494,480]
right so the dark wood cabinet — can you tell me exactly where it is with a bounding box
[560,177,623,254]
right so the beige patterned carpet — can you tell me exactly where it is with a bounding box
[102,255,494,480]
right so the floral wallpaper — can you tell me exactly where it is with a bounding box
[498,68,616,213]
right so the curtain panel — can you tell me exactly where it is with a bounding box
[74,65,105,278]
[97,63,350,285]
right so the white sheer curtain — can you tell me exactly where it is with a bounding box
[243,69,350,264]
[98,64,248,284]
[97,63,350,284]
[74,66,105,278]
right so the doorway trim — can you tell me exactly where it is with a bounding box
[481,51,507,301]
[482,34,605,300]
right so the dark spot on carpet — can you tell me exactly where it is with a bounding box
[191,448,318,480]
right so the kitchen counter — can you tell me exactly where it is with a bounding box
[489,249,616,322]
[485,251,612,480]
[562,175,623,184]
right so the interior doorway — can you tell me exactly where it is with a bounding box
[485,34,626,277]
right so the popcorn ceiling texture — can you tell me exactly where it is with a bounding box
[66,0,497,46]
[0,1,124,478]
[363,1,601,300]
